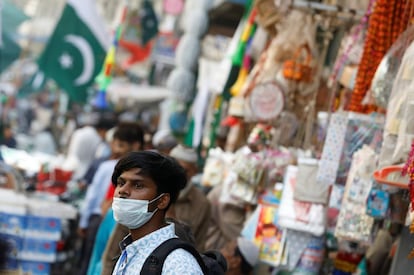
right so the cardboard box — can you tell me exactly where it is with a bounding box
[20,238,57,263]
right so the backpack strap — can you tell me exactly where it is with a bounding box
[141,238,208,275]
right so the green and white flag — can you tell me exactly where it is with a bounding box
[37,0,109,103]
[17,71,47,98]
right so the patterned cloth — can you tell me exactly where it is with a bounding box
[112,223,203,275]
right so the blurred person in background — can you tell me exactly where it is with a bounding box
[168,144,210,251]
[205,184,247,251]
[220,237,260,275]
[62,112,115,180]
[152,129,177,155]
[0,123,16,148]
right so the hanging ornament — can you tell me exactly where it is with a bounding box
[163,0,184,16]
[249,81,284,121]
[119,0,159,69]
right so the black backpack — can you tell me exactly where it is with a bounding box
[141,238,227,275]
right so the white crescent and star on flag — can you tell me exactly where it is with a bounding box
[58,34,95,86]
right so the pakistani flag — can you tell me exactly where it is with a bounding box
[37,0,109,103]
[17,71,47,98]
[0,31,21,73]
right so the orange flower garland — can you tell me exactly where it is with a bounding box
[348,0,413,113]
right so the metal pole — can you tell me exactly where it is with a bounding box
[292,0,366,17]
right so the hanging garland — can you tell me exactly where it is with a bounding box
[348,0,412,113]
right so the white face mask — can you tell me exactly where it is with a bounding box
[112,194,164,229]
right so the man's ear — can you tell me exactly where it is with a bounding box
[157,193,170,210]
[132,142,142,151]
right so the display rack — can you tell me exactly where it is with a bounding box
[292,0,366,16]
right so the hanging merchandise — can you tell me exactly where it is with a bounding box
[227,151,265,204]
[328,0,374,89]
[253,203,287,267]
[348,0,412,113]
[246,123,273,148]
[366,188,390,219]
[379,40,414,168]
[278,166,326,237]
[248,82,284,121]
[201,148,234,187]
[335,145,377,243]
[317,112,384,190]
[402,141,414,258]
[285,229,313,271]
[241,188,288,268]
[291,235,325,275]
[370,25,414,109]
[256,10,317,86]
[254,0,287,36]
[283,44,314,83]
[294,158,329,204]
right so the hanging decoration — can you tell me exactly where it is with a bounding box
[402,140,414,258]
[119,0,159,69]
[348,0,412,113]
[167,0,211,137]
[94,0,159,109]
[282,43,314,83]
[94,4,128,109]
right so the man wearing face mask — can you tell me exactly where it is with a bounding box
[111,151,204,274]
[77,122,144,275]
[168,144,210,251]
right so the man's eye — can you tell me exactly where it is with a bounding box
[117,180,125,186]
[134,183,143,189]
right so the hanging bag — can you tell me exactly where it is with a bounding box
[283,44,314,82]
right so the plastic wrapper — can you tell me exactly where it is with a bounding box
[379,40,414,168]
[371,25,414,109]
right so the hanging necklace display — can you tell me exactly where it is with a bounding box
[249,81,285,121]
[348,0,413,113]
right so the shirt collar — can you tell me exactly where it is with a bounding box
[119,233,133,251]
[119,223,177,257]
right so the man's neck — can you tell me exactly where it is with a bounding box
[130,216,167,241]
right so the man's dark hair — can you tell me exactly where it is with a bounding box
[112,151,187,208]
[113,122,144,150]
[95,112,117,131]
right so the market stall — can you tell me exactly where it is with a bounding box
[174,0,414,274]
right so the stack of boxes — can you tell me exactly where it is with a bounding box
[0,190,76,275]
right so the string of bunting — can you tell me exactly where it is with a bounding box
[94,4,129,109]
